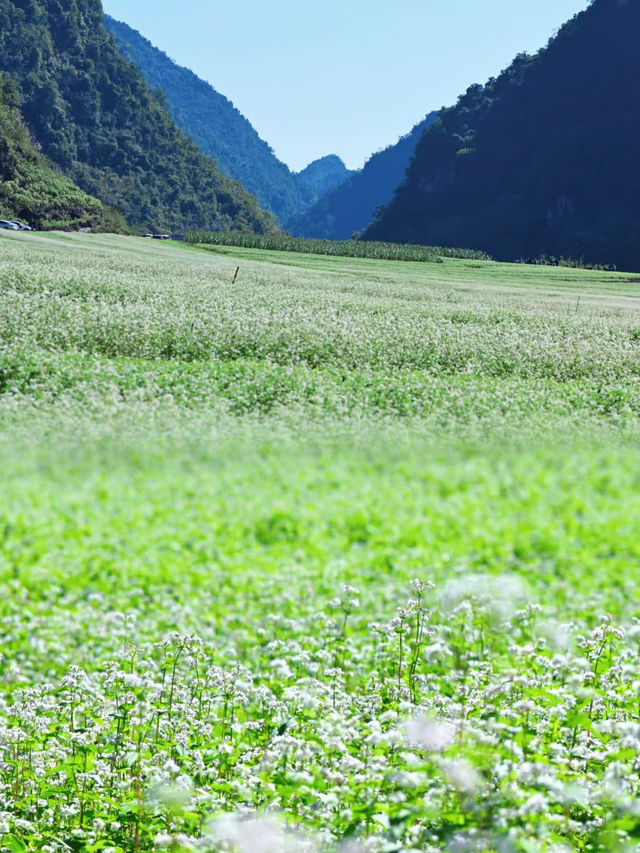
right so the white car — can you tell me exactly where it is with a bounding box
[9,220,32,231]
[0,220,19,230]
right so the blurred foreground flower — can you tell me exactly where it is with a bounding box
[441,573,528,623]
[205,813,319,853]
[405,716,456,751]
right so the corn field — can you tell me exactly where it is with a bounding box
[183,232,492,262]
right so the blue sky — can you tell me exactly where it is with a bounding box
[102,0,590,172]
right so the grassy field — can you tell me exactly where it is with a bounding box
[0,230,638,853]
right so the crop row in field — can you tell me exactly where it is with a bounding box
[183,232,491,262]
[1,236,638,387]
[1,347,637,433]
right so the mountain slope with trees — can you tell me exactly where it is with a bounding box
[364,0,639,270]
[287,113,438,239]
[0,73,122,229]
[0,0,277,234]
[104,15,352,223]
[104,14,303,223]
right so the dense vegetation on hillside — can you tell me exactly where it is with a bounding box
[0,0,278,234]
[288,113,438,239]
[104,15,352,224]
[365,0,640,271]
[105,15,307,223]
[0,73,124,229]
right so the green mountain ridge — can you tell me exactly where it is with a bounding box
[0,0,278,234]
[103,14,352,223]
[287,113,438,239]
[364,0,640,270]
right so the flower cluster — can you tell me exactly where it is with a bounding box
[0,579,637,851]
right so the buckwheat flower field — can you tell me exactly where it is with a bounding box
[0,231,638,853]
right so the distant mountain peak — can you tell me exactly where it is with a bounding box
[294,155,354,205]
[287,113,438,239]
[297,154,349,174]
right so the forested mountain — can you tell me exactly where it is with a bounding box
[294,155,354,207]
[364,0,640,270]
[104,15,352,223]
[0,0,277,234]
[288,113,438,239]
[104,14,302,223]
[0,73,123,229]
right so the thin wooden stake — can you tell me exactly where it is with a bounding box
[232,266,240,284]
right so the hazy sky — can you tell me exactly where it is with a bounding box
[102,0,590,172]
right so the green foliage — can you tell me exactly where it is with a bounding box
[0,0,278,234]
[0,72,19,107]
[365,0,640,271]
[184,231,493,262]
[0,233,637,850]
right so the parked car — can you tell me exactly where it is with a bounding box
[0,220,19,230]
[9,220,32,231]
